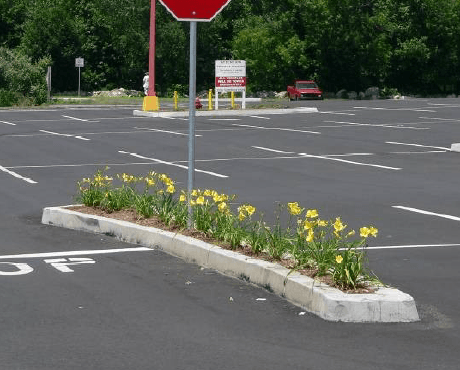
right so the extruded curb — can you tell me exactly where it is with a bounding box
[451,143,460,152]
[133,107,318,118]
[41,206,419,323]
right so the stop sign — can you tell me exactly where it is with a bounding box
[159,0,232,21]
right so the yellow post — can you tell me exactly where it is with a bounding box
[143,96,160,111]
[208,89,213,110]
[231,91,235,109]
[173,91,178,110]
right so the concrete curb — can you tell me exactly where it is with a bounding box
[451,143,460,152]
[133,107,318,118]
[41,206,419,323]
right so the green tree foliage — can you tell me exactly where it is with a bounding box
[0,47,50,106]
[0,0,458,96]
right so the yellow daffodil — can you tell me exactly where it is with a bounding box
[190,200,196,206]
[306,209,319,218]
[179,194,186,202]
[166,185,175,193]
[287,202,302,215]
[317,219,328,227]
[333,217,346,232]
[360,227,371,238]
[245,205,256,215]
[346,230,356,238]
[218,202,227,212]
[369,226,378,237]
[304,220,315,230]
[336,255,343,263]
[196,196,205,205]
[191,189,199,196]
[203,189,213,196]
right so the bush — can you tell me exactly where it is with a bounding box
[0,47,51,106]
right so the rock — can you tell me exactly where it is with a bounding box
[365,87,379,99]
[275,91,288,98]
[336,89,348,99]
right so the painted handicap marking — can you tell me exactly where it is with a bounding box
[0,258,95,275]
[44,258,96,273]
[0,262,34,276]
[0,247,152,277]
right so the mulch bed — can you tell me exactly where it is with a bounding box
[67,205,375,294]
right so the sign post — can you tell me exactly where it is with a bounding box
[75,57,84,97]
[143,0,160,111]
[159,0,233,228]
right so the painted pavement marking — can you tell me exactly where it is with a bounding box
[0,164,37,184]
[233,123,321,135]
[0,120,16,126]
[118,151,228,178]
[393,206,460,222]
[386,141,451,151]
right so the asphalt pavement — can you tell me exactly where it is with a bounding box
[1,98,460,369]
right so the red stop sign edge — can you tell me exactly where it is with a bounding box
[159,0,232,22]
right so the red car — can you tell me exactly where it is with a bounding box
[287,80,323,100]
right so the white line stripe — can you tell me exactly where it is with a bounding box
[0,120,16,126]
[393,206,460,221]
[0,247,152,260]
[386,141,452,151]
[118,151,228,178]
[208,118,241,121]
[249,115,271,119]
[324,120,428,130]
[298,154,401,170]
[0,165,37,184]
[135,127,202,137]
[319,111,356,116]
[62,115,91,122]
[40,130,72,137]
[252,146,295,154]
[233,124,320,135]
[366,244,460,250]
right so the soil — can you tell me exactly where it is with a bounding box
[68,205,375,294]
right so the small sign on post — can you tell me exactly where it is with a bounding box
[75,57,84,97]
[215,60,246,109]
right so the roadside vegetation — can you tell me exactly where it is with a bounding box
[76,168,381,292]
[1,0,459,107]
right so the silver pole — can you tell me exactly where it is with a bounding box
[78,67,81,97]
[187,21,197,229]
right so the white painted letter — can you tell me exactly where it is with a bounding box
[44,258,95,273]
[0,262,34,276]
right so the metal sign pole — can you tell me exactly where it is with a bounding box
[78,67,81,97]
[187,21,197,229]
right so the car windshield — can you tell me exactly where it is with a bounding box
[296,82,318,89]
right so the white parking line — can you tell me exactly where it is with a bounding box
[393,206,460,222]
[319,111,356,115]
[39,130,90,141]
[233,124,320,135]
[252,146,295,154]
[353,107,436,112]
[135,127,202,137]
[298,153,401,170]
[0,247,152,260]
[0,165,37,184]
[62,115,99,122]
[364,243,460,250]
[324,120,429,130]
[118,151,228,178]
[249,116,271,120]
[386,141,451,151]
[0,120,16,126]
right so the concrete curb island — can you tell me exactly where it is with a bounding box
[133,106,318,118]
[42,206,419,323]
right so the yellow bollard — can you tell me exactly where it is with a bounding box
[208,89,213,110]
[143,96,160,111]
[231,91,235,109]
[173,91,178,110]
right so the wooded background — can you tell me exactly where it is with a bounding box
[1,0,459,100]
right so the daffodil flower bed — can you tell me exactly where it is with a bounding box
[76,169,381,292]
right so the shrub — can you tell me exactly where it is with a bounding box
[0,47,51,106]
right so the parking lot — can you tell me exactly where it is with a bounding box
[1,98,460,369]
